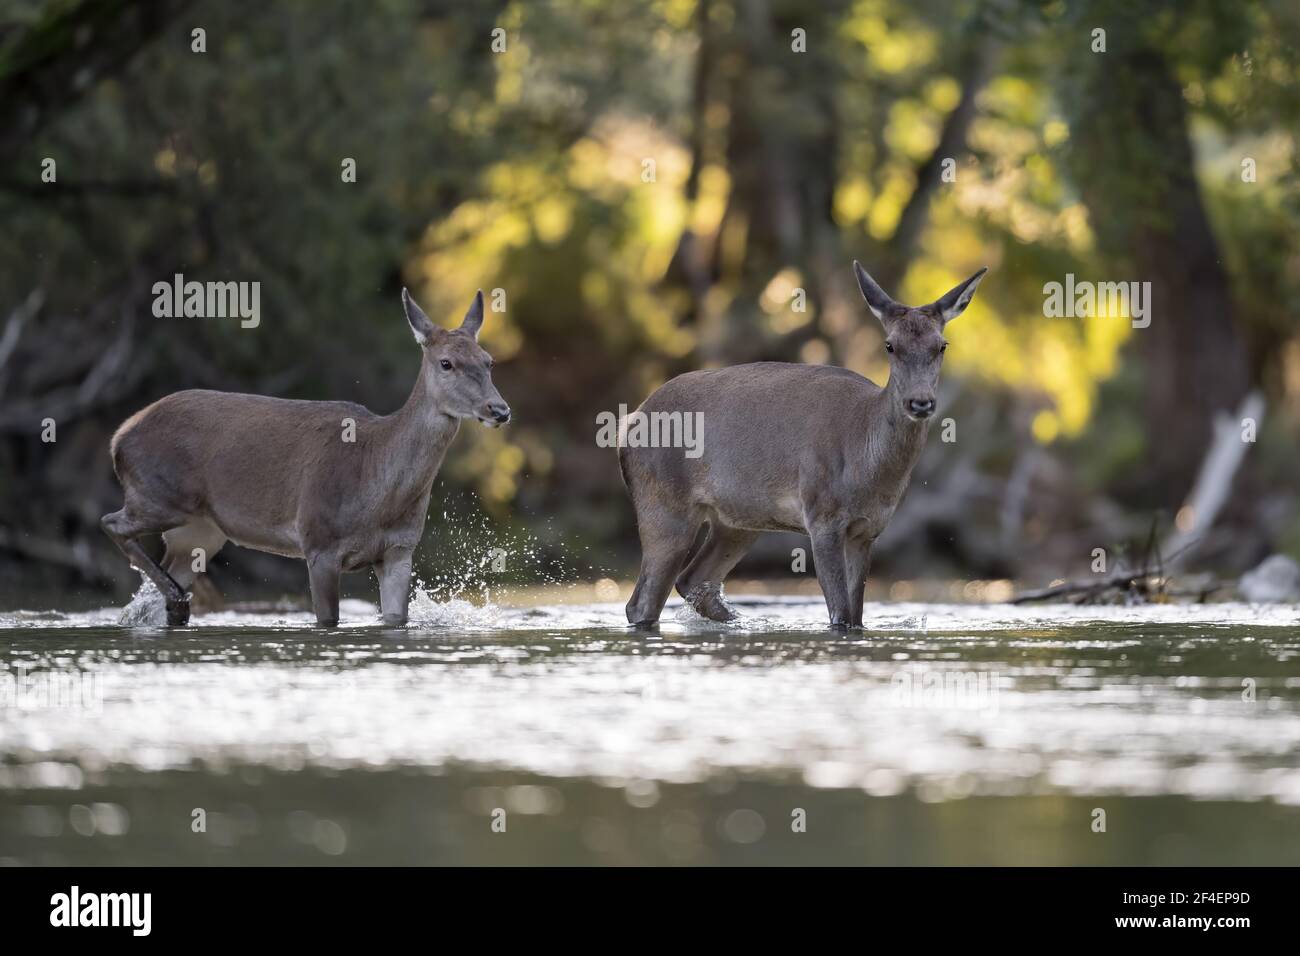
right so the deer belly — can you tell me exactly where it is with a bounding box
[212,514,303,559]
[713,494,806,533]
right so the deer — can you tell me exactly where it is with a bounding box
[620,261,987,631]
[102,289,510,627]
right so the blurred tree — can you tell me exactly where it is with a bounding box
[0,0,1296,595]
[0,0,508,589]
[1061,0,1255,503]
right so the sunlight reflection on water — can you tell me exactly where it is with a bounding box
[1,598,1297,807]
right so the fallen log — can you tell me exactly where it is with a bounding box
[1013,391,1264,605]
[1161,390,1265,570]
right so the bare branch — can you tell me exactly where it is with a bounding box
[0,287,44,386]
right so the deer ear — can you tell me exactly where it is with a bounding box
[402,288,437,345]
[853,261,897,324]
[459,290,485,340]
[934,267,988,324]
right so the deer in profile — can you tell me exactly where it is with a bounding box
[620,261,987,630]
[102,289,510,627]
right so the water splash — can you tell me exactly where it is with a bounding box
[406,594,507,630]
[117,574,169,627]
[417,502,582,601]
[670,599,773,631]
[405,496,596,626]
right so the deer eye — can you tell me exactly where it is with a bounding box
[885,342,894,353]
[439,359,453,371]
[940,342,948,353]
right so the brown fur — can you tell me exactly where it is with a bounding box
[102,290,509,626]
[621,262,987,630]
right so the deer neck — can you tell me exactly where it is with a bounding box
[380,360,461,502]
[865,374,931,489]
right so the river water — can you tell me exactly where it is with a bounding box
[1,595,1297,864]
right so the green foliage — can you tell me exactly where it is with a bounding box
[1,0,1297,589]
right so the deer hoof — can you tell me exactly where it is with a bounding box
[165,598,191,626]
[683,583,739,623]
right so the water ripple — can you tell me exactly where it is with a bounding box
[1,599,1296,804]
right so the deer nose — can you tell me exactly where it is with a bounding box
[487,400,511,424]
[907,398,936,419]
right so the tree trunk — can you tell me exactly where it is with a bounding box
[1069,43,1250,504]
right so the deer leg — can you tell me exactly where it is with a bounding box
[101,507,192,626]
[809,524,851,631]
[306,552,342,627]
[626,510,699,628]
[162,519,227,591]
[376,546,414,627]
[675,522,759,622]
[162,520,227,619]
[845,537,874,629]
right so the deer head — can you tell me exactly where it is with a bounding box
[853,261,987,421]
[402,289,511,427]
